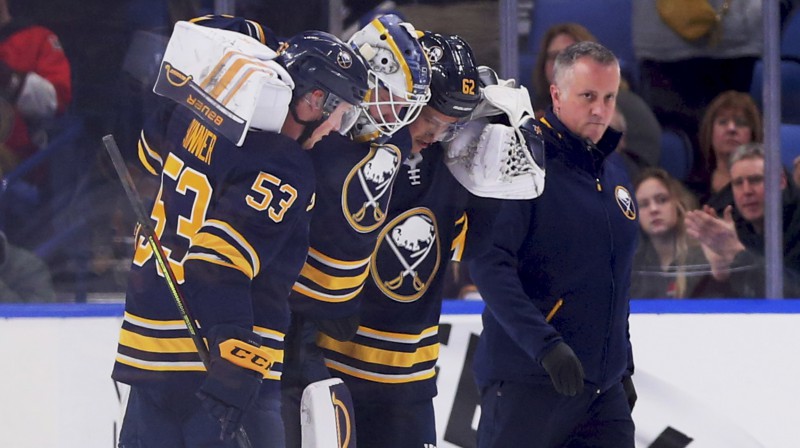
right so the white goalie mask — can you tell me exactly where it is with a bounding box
[348,14,431,142]
[444,83,546,200]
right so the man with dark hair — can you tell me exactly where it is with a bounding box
[469,41,639,447]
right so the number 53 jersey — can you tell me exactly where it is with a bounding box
[112,104,316,390]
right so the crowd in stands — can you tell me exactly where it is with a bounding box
[1,0,799,302]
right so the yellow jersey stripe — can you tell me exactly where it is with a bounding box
[308,247,370,270]
[119,328,199,354]
[116,354,206,372]
[190,232,255,279]
[355,325,438,344]
[205,219,260,274]
[324,359,436,384]
[124,312,188,330]
[317,333,439,368]
[291,282,363,303]
[450,212,468,262]
[299,262,370,291]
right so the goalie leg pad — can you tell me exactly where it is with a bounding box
[301,378,357,448]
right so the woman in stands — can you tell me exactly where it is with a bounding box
[691,90,763,210]
[631,168,719,298]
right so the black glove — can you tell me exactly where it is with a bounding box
[541,341,585,396]
[313,312,360,342]
[622,375,637,411]
[197,325,267,441]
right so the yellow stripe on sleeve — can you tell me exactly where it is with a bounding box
[317,333,439,368]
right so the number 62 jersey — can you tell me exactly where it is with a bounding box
[112,104,316,391]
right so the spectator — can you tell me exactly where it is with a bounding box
[631,167,717,298]
[686,143,800,297]
[633,0,762,171]
[692,90,763,210]
[0,0,72,250]
[530,22,661,175]
[531,23,595,114]
[0,0,71,173]
[0,229,56,302]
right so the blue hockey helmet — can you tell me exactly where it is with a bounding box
[277,30,369,108]
[419,32,481,118]
[189,14,282,49]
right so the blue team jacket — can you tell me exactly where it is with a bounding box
[469,108,638,393]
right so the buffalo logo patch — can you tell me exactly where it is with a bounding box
[615,186,636,220]
[343,144,402,233]
[372,208,441,303]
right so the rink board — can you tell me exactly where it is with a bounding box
[1,299,798,448]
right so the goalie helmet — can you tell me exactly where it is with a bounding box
[348,14,431,141]
[419,32,481,118]
[277,31,369,108]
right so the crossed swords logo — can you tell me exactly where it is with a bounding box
[352,168,391,223]
[351,147,398,223]
[383,218,436,292]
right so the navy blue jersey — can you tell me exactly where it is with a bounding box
[288,132,410,320]
[320,141,498,403]
[112,105,315,390]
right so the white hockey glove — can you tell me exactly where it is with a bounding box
[153,21,295,146]
[444,81,545,200]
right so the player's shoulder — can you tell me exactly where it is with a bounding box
[238,131,314,182]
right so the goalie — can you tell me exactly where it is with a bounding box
[315,30,545,447]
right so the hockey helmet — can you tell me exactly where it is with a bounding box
[189,14,282,49]
[348,14,431,141]
[419,32,481,119]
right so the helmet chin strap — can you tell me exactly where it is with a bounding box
[290,96,327,146]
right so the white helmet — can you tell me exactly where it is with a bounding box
[348,14,431,142]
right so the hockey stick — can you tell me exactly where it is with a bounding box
[102,134,253,448]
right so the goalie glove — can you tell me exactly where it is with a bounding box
[197,324,273,441]
[444,82,545,200]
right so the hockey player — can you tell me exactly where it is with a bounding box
[278,14,431,448]
[112,18,369,448]
[315,31,546,447]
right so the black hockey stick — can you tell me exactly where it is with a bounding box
[102,134,253,448]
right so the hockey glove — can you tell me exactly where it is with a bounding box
[541,341,585,396]
[622,375,637,411]
[197,325,273,440]
[313,312,360,342]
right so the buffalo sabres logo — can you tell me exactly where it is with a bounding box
[615,186,637,220]
[372,208,441,303]
[343,144,402,233]
[426,45,444,63]
[337,50,353,69]
[368,46,400,75]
